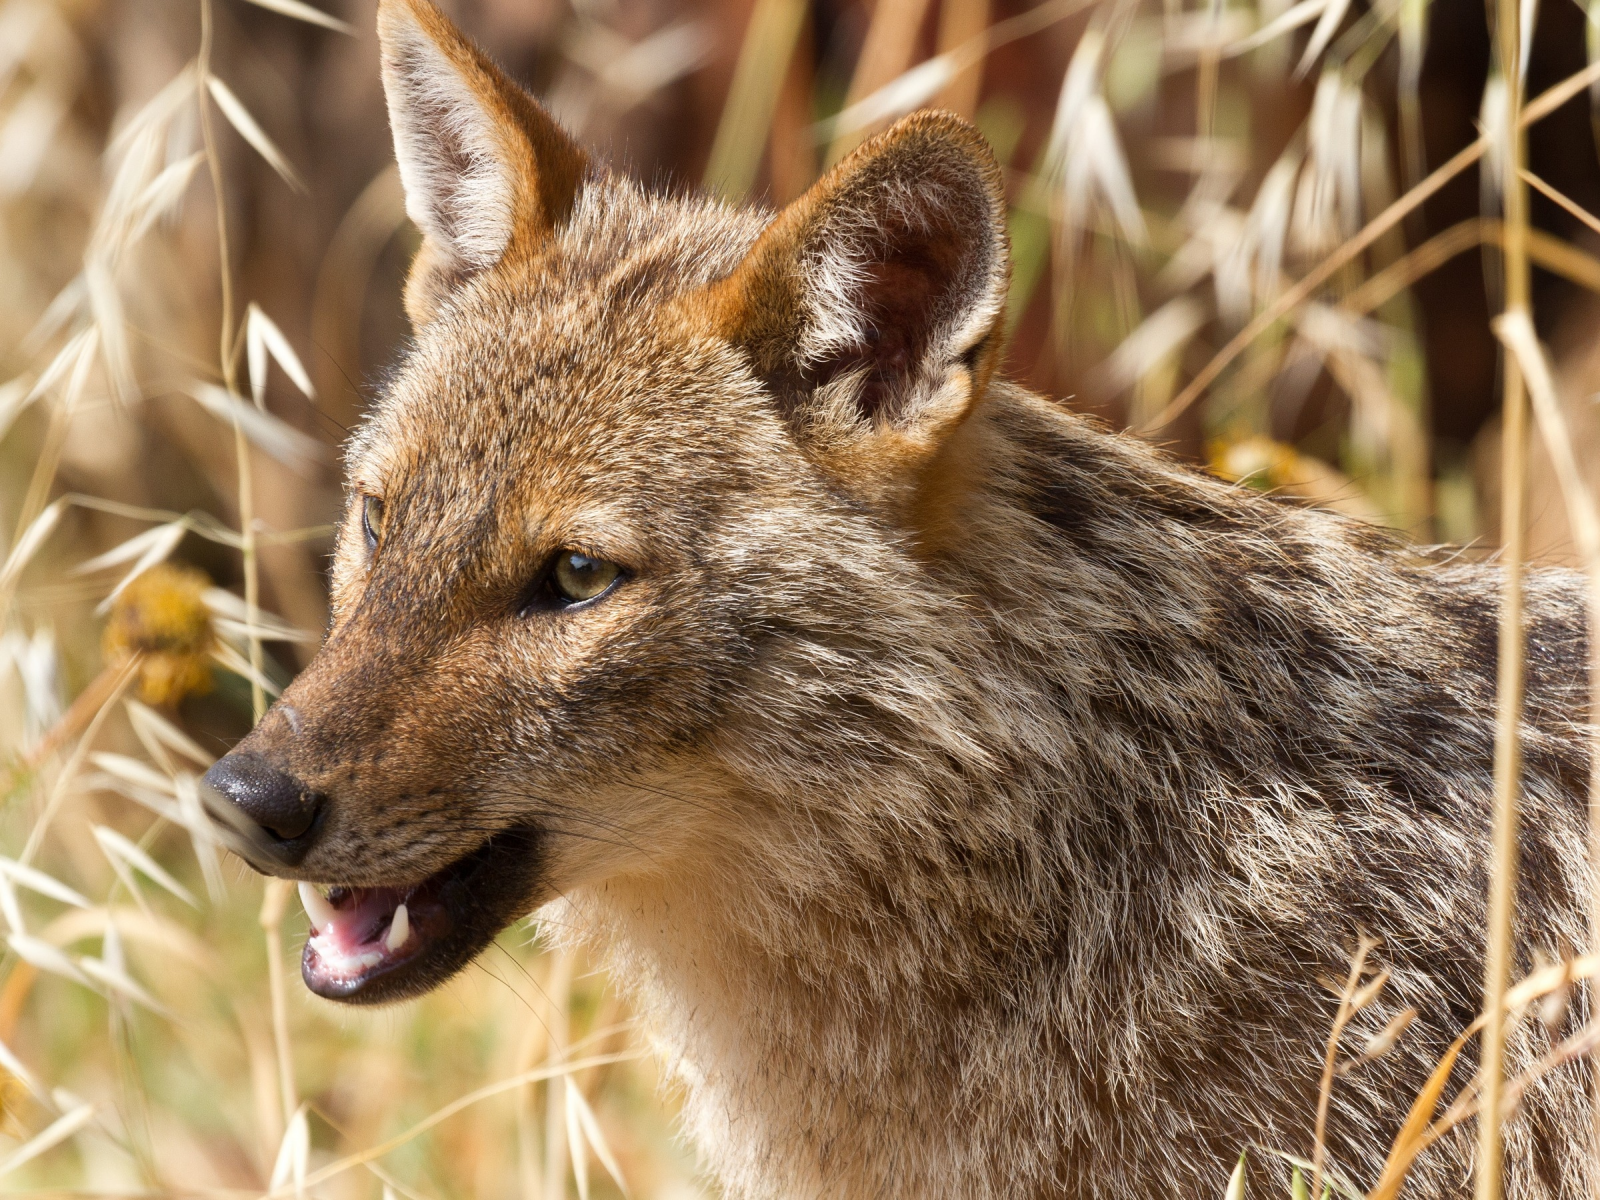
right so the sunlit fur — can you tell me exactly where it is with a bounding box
[228,1,1599,1194]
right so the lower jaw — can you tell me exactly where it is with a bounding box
[300,825,548,1005]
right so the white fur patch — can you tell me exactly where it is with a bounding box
[382,19,515,271]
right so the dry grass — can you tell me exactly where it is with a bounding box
[5,0,1600,1193]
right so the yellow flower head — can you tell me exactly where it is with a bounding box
[102,563,215,707]
[1208,435,1300,492]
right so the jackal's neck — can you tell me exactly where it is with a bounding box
[558,383,1554,1198]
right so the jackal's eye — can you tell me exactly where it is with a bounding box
[549,551,621,606]
[361,496,385,553]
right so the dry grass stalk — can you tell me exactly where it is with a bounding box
[1389,219,1600,300]
[1476,0,1533,1187]
[270,1050,643,1197]
[767,22,818,203]
[1195,0,1222,138]
[826,0,936,165]
[545,947,574,1199]
[1494,310,1600,1193]
[816,0,1097,164]
[934,0,990,116]
[703,0,809,199]
[193,0,268,727]
[258,878,296,1139]
[1520,168,1600,240]
[309,164,407,402]
[18,664,139,870]
[1143,56,1600,434]
[0,653,137,795]
[1368,1024,1477,1199]
[1367,952,1600,1195]
[1309,936,1382,1200]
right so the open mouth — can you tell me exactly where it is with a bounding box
[296,826,545,1004]
[299,879,436,997]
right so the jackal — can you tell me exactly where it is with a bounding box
[202,1,1597,1194]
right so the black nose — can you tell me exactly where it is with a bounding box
[202,752,325,866]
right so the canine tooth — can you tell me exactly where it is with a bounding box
[386,903,410,952]
[298,881,336,932]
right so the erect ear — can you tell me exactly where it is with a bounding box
[702,111,1009,477]
[377,0,589,326]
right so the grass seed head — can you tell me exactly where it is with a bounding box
[101,562,215,706]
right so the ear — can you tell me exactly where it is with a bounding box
[702,110,1010,474]
[377,0,589,325]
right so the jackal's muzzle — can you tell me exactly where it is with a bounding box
[203,752,546,1004]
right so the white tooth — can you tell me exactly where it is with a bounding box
[298,881,337,932]
[386,903,410,953]
[355,951,383,969]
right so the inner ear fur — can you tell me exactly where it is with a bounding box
[377,0,588,325]
[705,110,1011,450]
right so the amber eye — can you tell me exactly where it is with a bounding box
[550,551,621,605]
[361,496,385,552]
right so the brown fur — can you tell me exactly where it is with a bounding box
[218,2,1599,1194]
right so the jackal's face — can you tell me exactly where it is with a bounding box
[203,0,1009,1003]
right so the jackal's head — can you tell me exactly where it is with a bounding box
[204,0,1010,1003]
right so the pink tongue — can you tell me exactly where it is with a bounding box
[322,889,399,955]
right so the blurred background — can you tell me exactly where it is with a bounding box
[2,0,1600,1192]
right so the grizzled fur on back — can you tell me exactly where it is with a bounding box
[577,391,1596,1198]
[220,1,1599,1195]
